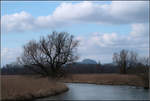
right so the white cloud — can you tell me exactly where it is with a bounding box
[1,1,149,33]
[77,23,149,63]
[52,1,149,24]
[109,1,149,24]
[1,48,22,66]
[2,11,35,33]
[130,23,149,37]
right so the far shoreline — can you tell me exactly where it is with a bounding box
[60,74,148,88]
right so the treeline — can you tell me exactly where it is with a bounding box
[1,63,116,75]
[63,63,119,74]
[1,64,35,75]
[1,62,148,75]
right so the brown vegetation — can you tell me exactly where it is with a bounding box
[61,74,145,87]
[1,75,68,101]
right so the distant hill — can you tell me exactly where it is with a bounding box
[81,59,97,64]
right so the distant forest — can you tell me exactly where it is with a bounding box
[1,62,147,75]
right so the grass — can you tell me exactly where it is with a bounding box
[61,74,145,87]
[1,75,68,101]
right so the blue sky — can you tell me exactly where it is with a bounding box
[1,1,111,16]
[1,1,149,66]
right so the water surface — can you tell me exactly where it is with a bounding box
[39,83,150,100]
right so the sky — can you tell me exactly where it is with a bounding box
[1,1,149,66]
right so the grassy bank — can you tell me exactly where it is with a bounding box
[61,74,145,87]
[1,75,68,101]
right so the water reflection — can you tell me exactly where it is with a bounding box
[38,83,150,100]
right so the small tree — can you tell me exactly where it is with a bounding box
[128,51,138,68]
[18,31,79,77]
[97,60,103,73]
[113,49,128,74]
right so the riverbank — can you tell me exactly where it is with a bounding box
[61,74,146,87]
[1,75,68,101]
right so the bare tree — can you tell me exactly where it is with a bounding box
[128,51,138,68]
[113,49,128,74]
[18,31,79,77]
[140,57,149,67]
[113,49,149,74]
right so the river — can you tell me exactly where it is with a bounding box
[38,83,150,100]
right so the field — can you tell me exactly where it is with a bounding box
[61,74,145,87]
[1,75,68,101]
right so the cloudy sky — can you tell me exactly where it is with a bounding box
[1,1,149,66]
